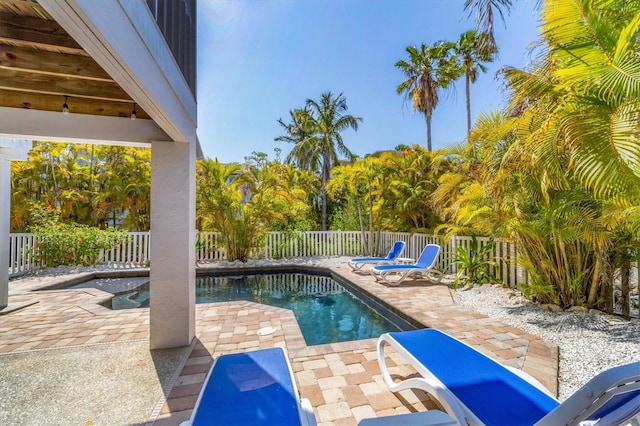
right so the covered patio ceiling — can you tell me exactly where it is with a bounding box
[1,0,199,348]
[0,0,150,120]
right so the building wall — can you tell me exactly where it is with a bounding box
[145,0,197,96]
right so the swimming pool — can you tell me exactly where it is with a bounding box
[100,271,411,345]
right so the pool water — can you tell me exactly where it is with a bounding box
[106,272,403,345]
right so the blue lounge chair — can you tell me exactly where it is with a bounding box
[348,241,406,272]
[182,347,316,426]
[371,244,442,285]
[377,329,640,426]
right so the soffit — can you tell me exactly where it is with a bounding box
[0,0,150,119]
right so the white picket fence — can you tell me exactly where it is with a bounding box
[7,230,638,296]
[100,232,151,265]
[8,230,520,283]
[8,233,38,277]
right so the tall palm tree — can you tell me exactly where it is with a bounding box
[395,42,457,151]
[454,30,491,138]
[463,0,513,59]
[275,92,361,230]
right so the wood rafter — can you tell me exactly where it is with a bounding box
[0,68,132,102]
[0,1,149,119]
[0,44,111,80]
[0,89,149,119]
[0,12,83,53]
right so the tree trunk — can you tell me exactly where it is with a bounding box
[587,256,601,307]
[321,153,330,231]
[466,74,471,139]
[425,114,432,152]
[368,193,374,255]
[321,188,327,231]
[620,259,631,318]
[356,198,368,255]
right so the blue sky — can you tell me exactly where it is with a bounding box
[196,0,541,163]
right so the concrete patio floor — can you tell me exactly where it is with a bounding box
[1,258,558,425]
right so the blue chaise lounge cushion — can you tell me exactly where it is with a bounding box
[191,347,301,426]
[389,329,560,425]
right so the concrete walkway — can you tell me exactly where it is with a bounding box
[1,259,558,425]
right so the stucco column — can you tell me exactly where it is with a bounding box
[1,139,30,311]
[150,140,196,349]
[0,156,10,309]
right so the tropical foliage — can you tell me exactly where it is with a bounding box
[328,145,451,254]
[505,0,640,308]
[195,153,316,261]
[275,92,362,230]
[10,143,151,232]
[436,0,640,309]
[29,205,126,267]
[450,236,498,289]
[464,0,513,58]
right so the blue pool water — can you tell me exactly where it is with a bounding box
[103,272,404,345]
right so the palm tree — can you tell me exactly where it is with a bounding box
[437,0,640,308]
[275,92,361,230]
[502,0,640,208]
[463,0,513,59]
[274,106,314,151]
[431,110,519,240]
[395,42,457,151]
[454,30,491,138]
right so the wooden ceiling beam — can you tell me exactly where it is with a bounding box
[0,106,168,146]
[0,12,83,52]
[0,1,53,19]
[0,44,111,81]
[0,89,150,119]
[0,68,132,102]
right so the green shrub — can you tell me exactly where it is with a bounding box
[31,221,127,267]
[451,236,498,289]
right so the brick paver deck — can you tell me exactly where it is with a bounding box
[2,260,558,425]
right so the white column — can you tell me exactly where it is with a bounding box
[150,140,196,349]
[0,156,10,309]
[0,139,30,310]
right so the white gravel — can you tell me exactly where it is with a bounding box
[452,284,640,400]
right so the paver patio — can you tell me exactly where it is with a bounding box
[1,259,558,425]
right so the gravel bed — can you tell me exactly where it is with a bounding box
[452,284,640,400]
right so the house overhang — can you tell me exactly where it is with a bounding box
[1,0,197,146]
[38,0,197,144]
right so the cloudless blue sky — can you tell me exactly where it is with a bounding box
[196,0,541,163]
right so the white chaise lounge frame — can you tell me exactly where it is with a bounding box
[348,240,406,273]
[371,244,443,286]
[377,329,640,426]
